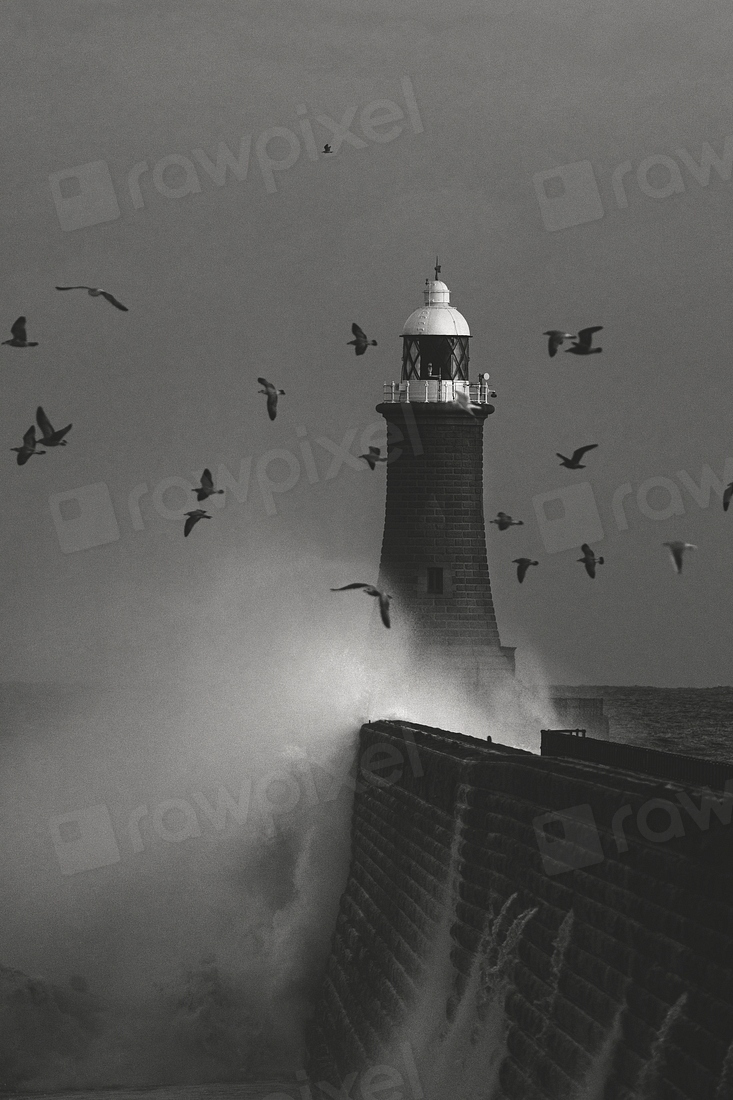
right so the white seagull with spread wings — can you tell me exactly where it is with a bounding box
[258,377,285,421]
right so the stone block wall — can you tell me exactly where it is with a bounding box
[306,721,733,1100]
[375,403,505,656]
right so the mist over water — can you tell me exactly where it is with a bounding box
[0,546,555,1090]
[365,611,556,753]
[0,550,363,1088]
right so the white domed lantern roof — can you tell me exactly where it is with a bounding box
[399,261,471,383]
[401,277,470,337]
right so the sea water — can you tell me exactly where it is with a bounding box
[2,683,733,1098]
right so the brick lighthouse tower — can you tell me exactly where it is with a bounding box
[375,262,515,690]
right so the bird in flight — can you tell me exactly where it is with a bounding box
[184,509,211,537]
[565,327,603,355]
[323,144,332,153]
[556,444,598,469]
[544,330,575,357]
[360,446,387,470]
[577,543,604,578]
[330,582,392,628]
[3,317,38,347]
[513,558,538,583]
[193,468,223,502]
[36,407,72,447]
[258,377,285,421]
[724,482,733,512]
[11,426,46,465]
[663,541,697,574]
[348,323,377,356]
[55,286,128,311]
[455,390,482,418]
[490,512,524,531]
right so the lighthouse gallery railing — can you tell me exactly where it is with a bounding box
[381,379,496,404]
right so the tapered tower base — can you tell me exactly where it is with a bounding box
[376,401,514,693]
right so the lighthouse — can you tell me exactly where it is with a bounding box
[375,262,515,691]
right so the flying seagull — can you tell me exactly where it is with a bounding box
[359,446,387,470]
[565,327,603,355]
[258,377,285,421]
[724,482,733,512]
[578,543,604,579]
[3,317,37,347]
[512,558,538,583]
[55,286,128,311]
[556,444,598,469]
[455,390,482,418]
[184,509,211,537]
[348,323,377,356]
[11,426,46,465]
[36,407,72,447]
[663,541,697,574]
[193,468,223,502]
[544,330,575,357]
[323,144,332,153]
[490,512,524,531]
[330,582,392,628]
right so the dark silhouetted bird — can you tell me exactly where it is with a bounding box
[513,558,538,583]
[36,407,72,446]
[55,286,128,311]
[490,512,524,531]
[724,482,733,512]
[193,468,223,502]
[565,326,603,355]
[323,144,332,153]
[258,377,285,421]
[11,426,46,465]
[330,582,392,628]
[663,541,697,574]
[578,543,604,578]
[3,317,38,347]
[556,444,598,469]
[544,330,575,357]
[348,323,377,356]
[184,509,211,537]
[360,447,387,470]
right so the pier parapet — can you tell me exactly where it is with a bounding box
[307,720,733,1099]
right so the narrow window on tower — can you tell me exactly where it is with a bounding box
[427,567,444,594]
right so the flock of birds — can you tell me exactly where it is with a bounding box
[5,299,717,627]
[3,288,130,466]
[4,292,392,624]
[491,325,709,584]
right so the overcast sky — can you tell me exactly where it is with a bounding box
[3,0,733,687]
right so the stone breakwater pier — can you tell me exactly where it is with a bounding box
[306,721,733,1100]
